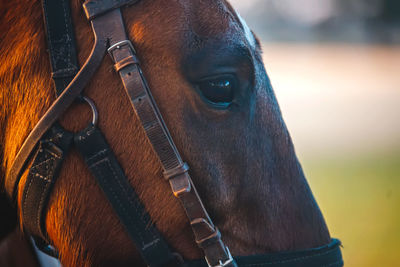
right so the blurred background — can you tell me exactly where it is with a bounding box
[228,0,400,266]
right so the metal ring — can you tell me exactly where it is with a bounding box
[107,40,136,59]
[81,96,98,126]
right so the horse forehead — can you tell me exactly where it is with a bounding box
[128,0,250,63]
[175,0,239,37]
[125,0,237,45]
[177,0,255,53]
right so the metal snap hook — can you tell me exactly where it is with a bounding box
[81,96,98,126]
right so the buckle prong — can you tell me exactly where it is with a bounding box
[107,40,136,60]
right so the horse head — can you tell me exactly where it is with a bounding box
[0,0,340,266]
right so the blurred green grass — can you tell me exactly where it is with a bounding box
[302,150,400,266]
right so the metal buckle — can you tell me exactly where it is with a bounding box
[205,246,234,267]
[107,40,136,60]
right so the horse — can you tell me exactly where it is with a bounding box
[0,0,341,266]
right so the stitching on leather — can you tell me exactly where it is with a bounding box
[31,149,57,182]
[31,172,51,182]
[37,178,52,236]
[61,0,72,69]
[23,174,36,220]
[45,0,76,71]
[23,147,55,227]
[43,1,54,66]
[52,68,78,76]
[46,149,62,159]
[86,149,108,163]
[31,156,57,171]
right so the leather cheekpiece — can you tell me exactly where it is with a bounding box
[83,0,140,20]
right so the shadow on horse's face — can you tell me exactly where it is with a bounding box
[1,0,331,266]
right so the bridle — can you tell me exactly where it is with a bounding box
[3,0,343,266]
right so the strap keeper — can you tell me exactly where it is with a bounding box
[114,55,139,72]
[51,67,78,79]
[163,162,189,180]
[83,0,140,20]
[196,228,222,249]
[206,246,234,267]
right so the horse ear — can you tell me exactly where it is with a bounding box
[0,192,17,240]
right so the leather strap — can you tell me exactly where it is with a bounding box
[21,125,73,242]
[83,0,139,20]
[6,2,235,265]
[104,10,237,267]
[186,239,343,267]
[5,9,116,200]
[74,124,178,266]
[19,0,78,257]
[42,0,79,96]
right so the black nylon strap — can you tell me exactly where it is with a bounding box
[186,239,343,267]
[74,124,178,267]
[20,0,77,242]
[5,10,109,200]
[42,0,79,96]
[22,0,79,234]
[17,0,78,257]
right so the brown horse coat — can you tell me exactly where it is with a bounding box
[0,0,331,266]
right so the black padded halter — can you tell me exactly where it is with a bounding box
[5,0,344,266]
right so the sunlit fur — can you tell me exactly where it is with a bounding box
[0,0,331,266]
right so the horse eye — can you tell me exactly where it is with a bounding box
[196,75,236,108]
